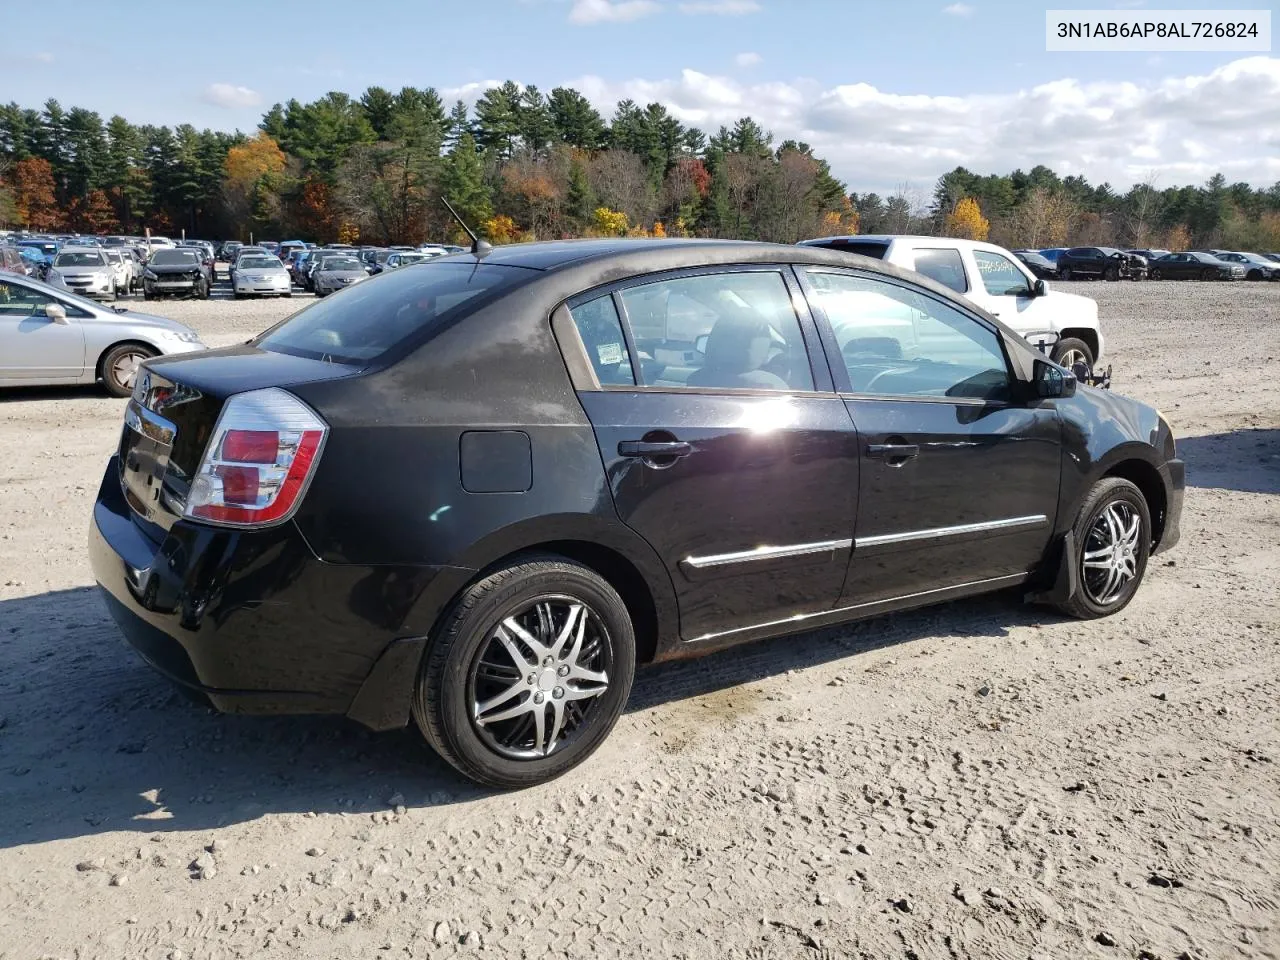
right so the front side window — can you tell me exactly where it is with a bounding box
[617,270,813,392]
[568,295,635,386]
[912,248,968,293]
[0,280,50,316]
[973,250,1032,297]
[805,270,1010,402]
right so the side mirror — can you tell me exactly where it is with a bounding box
[1033,278,1047,297]
[1034,359,1076,399]
[45,303,69,325]
[694,333,709,355]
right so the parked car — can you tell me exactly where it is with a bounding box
[16,246,50,278]
[1054,247,1147,281]
[220,241,243,265]
[15,238,59,262]
[1262,253,1280,264]
[1212,252,1279,281]
[302,249,340,290]
[143,236,175,260]
[1012,250,1058,279]
[797,235,1106,379]
[311,254,370,297]
[1037,248,1066,263]
[0,272,205,395]
[87,238,1183,788]
[278,240,307,263]
[103,247,133,293]
[290,249,318,287]
[228,247,269,284]
[52,247,119,300]
[382,251,436,271]
[232,254,293,298]
[1,245,30,276]
[1127,249,1170,263]
[1148,252,1245,281]
[142,248,213,299]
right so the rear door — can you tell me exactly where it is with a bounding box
[0,279,87,379]
[798,267,1062,604]
[562,266,859,643]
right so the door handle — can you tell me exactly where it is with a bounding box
[618,440,693,458]
[866,443,919,461]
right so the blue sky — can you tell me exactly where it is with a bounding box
[2,0,1277,193]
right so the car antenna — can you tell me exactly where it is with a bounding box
[441,197,492,259]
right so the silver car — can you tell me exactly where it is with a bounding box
[51,246,119,301]
[383,251,436,270]
[312,255,370,297]
[0,272,206,396]
[232,254,293,298]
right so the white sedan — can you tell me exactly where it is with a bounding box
[232,254,293,299]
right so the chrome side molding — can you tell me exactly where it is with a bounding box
[855,514,1047,549]
[682,538,853,571]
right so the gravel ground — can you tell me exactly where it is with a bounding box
[0,277,1277,960]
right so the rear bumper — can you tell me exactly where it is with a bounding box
[88,456,458,725]
[1154,458,1184,555]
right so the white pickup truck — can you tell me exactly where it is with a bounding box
[799,235,1105,379]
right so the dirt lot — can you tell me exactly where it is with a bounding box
[0,279,1277,960]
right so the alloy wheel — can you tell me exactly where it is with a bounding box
[1081,501,1142,605]
[111,351,147,392]
[469,596,612,760]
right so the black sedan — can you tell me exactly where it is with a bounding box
[1056,247,1147,281]
[1012,249,1058,279]
[89,239,1184,788]
[141,248,212,299]
[1148,252,1245,281]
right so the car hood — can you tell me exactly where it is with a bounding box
[148,262,202,275]
[56,265,111,277]
[90,307,201,339]
[1041,287,1098,314]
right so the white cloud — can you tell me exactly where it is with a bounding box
[202,83,263,109]
[568,0,661,23]
[735,51,763,67]
[564,57,1280,192]
[31,51,54,63]
[942,3,974,16]
[678,0,761,13]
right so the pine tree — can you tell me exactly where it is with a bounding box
[444,100,471,151]
[548,87,607,150]
[439,132,492,233]
[517,85,554,155]
[474,81,521,159]
[566,156,595,227]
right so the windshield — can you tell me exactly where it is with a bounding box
[240,257,282,269]
[152,250,199,266]
[258,261,531,364]
[320,257,364,271]
[53,251,105,267]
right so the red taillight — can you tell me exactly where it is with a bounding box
[184,389,327,528]
[222,429,279,463]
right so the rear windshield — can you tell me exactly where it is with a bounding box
[54,251,105,266]
[257,261,531,364]
[152,250,199,266]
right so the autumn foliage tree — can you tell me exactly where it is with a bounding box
[12,156,60,229]
[943,196,990,241]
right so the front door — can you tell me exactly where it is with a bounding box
[564,267,859,642]
[799,267,1062,604]
[0,279,86,380]
[961,248,1058,354]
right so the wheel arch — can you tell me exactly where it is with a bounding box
[94,338,161,383]
[1058,327,1100,360]
[1102,457,1168,548]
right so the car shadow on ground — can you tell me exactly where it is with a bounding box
[0,583,1044,849]
[0,384,118,404]
[1177,428,1279,494]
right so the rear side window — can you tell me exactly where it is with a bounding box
[257,261,530,364]
[569,295,635,385]
[911,248,968,293]
[806,239,889,259]
[617,270,813,392]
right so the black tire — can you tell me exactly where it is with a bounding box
[412,555,636,790]
[1149,268,1161,280]
[1053,477,1151,619]
[1059,266,1073,281]
[1201,268,1216,281]
[1051,337,1094,378]
[1247,269,1262,281]
[100,343,156,398]
[142,289,153,301]
[1104,265,1120,281]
